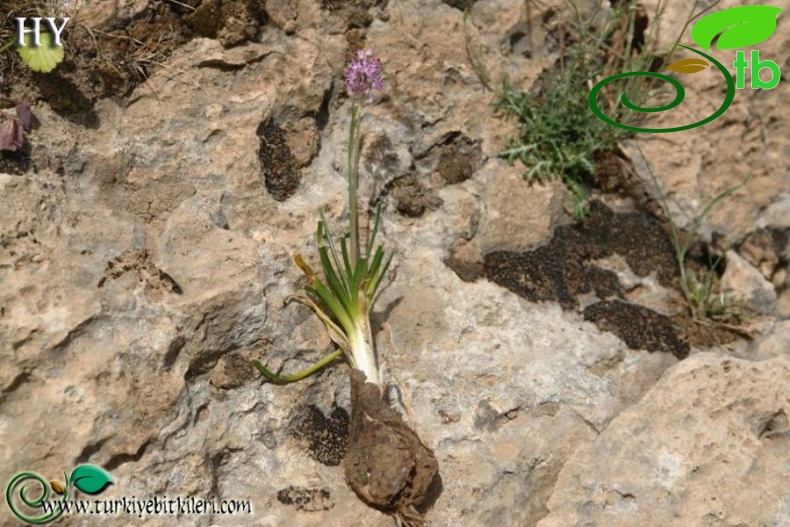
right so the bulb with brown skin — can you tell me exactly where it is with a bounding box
[343,369,440,526]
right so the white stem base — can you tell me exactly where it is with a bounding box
[350,320,380,387]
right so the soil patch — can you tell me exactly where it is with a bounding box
[321,0,384,29]
[587,148,664,219]
[386,132,481,217]
[388,174,442,217]
[434,133,482,185]
[0,0,265,121]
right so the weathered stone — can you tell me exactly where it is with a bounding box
[721,249,777,315]
[539,354,790,527]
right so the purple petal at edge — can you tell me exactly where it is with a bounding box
[0,118,23,151]
[15,102,32,131]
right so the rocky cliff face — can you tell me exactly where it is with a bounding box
[1,0,788,526]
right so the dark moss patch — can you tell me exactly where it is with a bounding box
[294,405,349,467]
[486,243,586,309]
[257,119,301,202]
[0,149,32,176]
[277,486,334,512]
[485,202,646,309]
[578,200,677,284]
[387,174,442,217]
[483,201,679,299]
[484,200,690,356]
[583,300,689,359]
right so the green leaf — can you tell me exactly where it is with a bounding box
[69,465,113,495]
[15,32,65,73]
[369,249,393,301]
[318,246,352,311]
[691,5,783,50]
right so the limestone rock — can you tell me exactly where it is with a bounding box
[721,249,777,315]
[539,354,790,527]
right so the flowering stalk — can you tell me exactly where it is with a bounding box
[345,48,382,265]
[255,48,388,387]
[348,104,362,267]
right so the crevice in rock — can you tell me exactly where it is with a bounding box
[569,408,602,436]
[757,409,789,439]
[311,81,334,131]
[2,371,31,395]
[163,335,186,370]
[12,330,38,351]
[105,439,152,471]
[75,437,111,465]
[50,316,97,354]
[184,344,238,381]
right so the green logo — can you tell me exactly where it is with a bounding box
[6,464,113,524]
[588,5,783,133]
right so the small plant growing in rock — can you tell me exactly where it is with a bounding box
[670,183,747,321]
[478,0,702,221]
[492,0,665,221]
[254,48,440,527]
[636,143,749,323]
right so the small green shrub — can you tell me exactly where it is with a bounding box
[495,56,622,216]
[491,0,663,220]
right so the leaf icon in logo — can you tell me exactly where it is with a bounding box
[69,465,113,495]
[666,57,710,74]
[691,5,783,50]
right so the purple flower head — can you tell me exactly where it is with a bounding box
[344,48,383,102]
